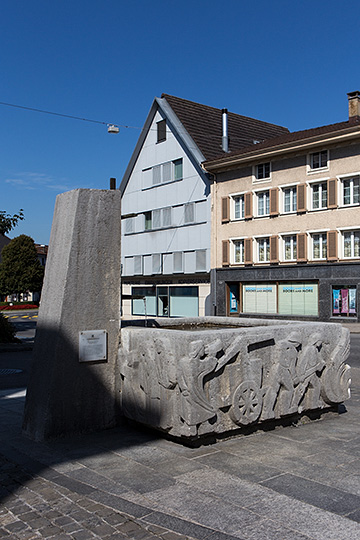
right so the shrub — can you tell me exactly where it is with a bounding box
[0,313,18,343]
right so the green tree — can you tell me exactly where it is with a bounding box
[0,209,24,235]
[0,235,44,298]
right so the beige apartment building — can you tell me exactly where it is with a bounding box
[205,92,360,322]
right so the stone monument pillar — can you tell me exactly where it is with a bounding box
[23,188,121,441]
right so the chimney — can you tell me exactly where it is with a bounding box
[222,108,229,152]
[347,91,360,122]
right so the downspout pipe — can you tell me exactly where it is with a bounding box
[222,108,229,153]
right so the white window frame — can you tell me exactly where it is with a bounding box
[310,180,328,210]
[282,186,297,214]
[340,175,360,207]
[230,193,245,220]
[310,232,328,260]
[256,189,270,217]
[256,236,270,263]
[254,162,271,182]
[230,238,245,264]
[282,234,297,261]
[341,229,360,259]
[307,150,329,173]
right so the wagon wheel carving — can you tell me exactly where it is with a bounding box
[230,381,262,426]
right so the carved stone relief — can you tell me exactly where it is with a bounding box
[118,319,351,440]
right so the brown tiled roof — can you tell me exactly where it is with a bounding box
[35,244,48,255]
[162,94,289,161]
[204,117,360,166]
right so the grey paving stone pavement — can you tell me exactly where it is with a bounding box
[1,331,360,539]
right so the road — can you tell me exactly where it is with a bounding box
[3,310,38,342]
[0,311,37,389]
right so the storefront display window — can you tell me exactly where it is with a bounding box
[278,282,318,316]
[242,283,277,314]
[132,286,198,317]
[229,284,240,314]
[332,286,356,317]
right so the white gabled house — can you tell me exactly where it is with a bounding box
[120,94,288,318]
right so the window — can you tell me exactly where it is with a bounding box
[257,237,270,262]
[257,191,270,216]
[134,255,143,274]
[143,208,172,230]
[184,202,195,223]
[311,182,327,210]
[343,230,360,258]
[283,187,297,213]
[152,159,183,185]
[162,207,172,227]
[233,195,245,219]
[256,162,270,180]
[196,250,206,271]
[312,233,327,259]
[144,211,152,230]
[332,286,356,317]
[157,119,166,143]
[124,217,134,234]
[132,287,156,316]
[233,240,244,264]
[310,150,328,170]
[342,177,359,206]
[173,159,183,181]
[132,286,198,317]
[152,254,162,274]
[283,235,297,261]
[173,252,183,272]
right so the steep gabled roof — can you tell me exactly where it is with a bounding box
[162,94,289,160]
[120,94,289,195]
[204,117,360,170]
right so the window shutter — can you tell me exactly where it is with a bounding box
[222,240,229,266]
[221,197,230,223]
[244,238,253,264]
[327,230,338,260]
[270,188,279,216]
[297,233,307,261]
[270,236,279,262]
[327,178,337,208]
[244,192,253,219]
[297,184,307,213]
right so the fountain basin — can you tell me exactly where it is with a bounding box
[118,317,351,441]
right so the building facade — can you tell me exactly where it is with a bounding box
[205,92,360,322]
[120,94,288,319]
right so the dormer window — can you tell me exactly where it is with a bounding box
[256,162,270,180]
[310,150,328,170]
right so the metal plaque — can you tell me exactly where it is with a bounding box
[79,330,107,362]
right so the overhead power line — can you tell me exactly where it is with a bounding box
[0,100,141,130]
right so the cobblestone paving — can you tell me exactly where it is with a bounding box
[0,456,189,540]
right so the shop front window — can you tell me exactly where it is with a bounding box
[131,286,198,317]
[332,286,357,317]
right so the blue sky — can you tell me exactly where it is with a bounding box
[1,0,360,244]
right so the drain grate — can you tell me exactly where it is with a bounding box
[0,368,23,376]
